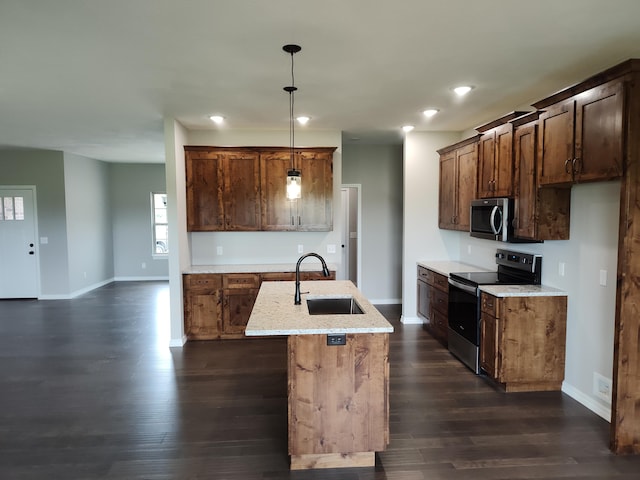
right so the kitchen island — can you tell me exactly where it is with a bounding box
[245,280,393,470]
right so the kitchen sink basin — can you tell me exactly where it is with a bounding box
[306,296,365,315]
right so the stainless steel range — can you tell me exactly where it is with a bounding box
[447,249,542,373]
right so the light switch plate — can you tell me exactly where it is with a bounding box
[327,244,336,254]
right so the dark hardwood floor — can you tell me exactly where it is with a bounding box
[1,281,638,479]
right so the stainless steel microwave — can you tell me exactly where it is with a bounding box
[469,198,513,242]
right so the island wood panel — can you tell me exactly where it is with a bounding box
[287,333,389,469]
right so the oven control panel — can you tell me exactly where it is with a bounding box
[495,249,541,273]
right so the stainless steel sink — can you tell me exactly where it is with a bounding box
[306,296,364,315]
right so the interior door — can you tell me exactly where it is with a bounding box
[0,188,39,298]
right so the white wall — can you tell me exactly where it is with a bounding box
[110,163,168,279]
[0,149,70,297]
[402,131,464,322]
[64,153,114,295]
[165,119,190,346]
[404,130,619,419]
[342,142,403,303]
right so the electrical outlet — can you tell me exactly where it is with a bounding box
[327,334,346,346]
[558,262,565,277]
[599,269,607,286]
[141,262,146,269]
[467,245,472,255]
[327,244,336,254]
[593,372,612,403]
[216,246,223,255]
[298,244,304,254]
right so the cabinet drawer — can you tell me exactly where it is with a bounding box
[417,266,431,283]
[430,271,449,293]
[223,273,260,289]
[481,292,499,317]
[431,287,449,315]
[261,272,296,282]
[301,270,336,281]
[184,274,222,290]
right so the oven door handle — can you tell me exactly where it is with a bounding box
[448,277,479,295]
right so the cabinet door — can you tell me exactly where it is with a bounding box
[456,143,478,232]
[223,288,259,336]
[477,131,496,198]
[431,307,449,345]
[513,123,537,239]
[222,152,261,231]
[574,80,624,183]
[438,151,457,229]
[417,279,431,321]
[493,124,514,197]
[537,100,575,187]
[480,313,499,379]
[183,274,223,340]
[185,151,224,231]
[297,150,333,231]
[260,151,296,231]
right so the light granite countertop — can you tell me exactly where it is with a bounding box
[479,284,568,297]
[245,280,394,336]
[417,260,489,277]
[185,263,338,274]
[418,260,567,298]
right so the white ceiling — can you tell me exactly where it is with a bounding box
[2,1,640,163]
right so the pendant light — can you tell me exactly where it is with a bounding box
[283,44,302,200]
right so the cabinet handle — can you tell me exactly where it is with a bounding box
[564,158,572,174]
[572,157,581,175]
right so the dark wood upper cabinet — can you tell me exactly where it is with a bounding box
[476,112,527,198]
[186,146,335,232]
[536,80,624,187]
[512,113,570,241]
[260,147,334,232]
[185,148,260,231]
[438,137,478,232]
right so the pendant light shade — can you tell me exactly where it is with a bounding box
[283,44,302,200]
[286,169,301,200]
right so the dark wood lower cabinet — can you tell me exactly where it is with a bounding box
[417,266,449,346]
[184,270,335,340]
[480,292,567,392]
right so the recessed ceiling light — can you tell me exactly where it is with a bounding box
[296,116,310,125]
[423,109,439,118]
[209,115,224,124]
[453,86,473,96]
[402,125,415,132]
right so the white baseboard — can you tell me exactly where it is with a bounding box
[113,276,170,281]
[39,278,115,300]
[170,335,187,347]
[369,298,401,305]
[400,315,423,325]
[38,276,169,299]
[562,381,611,422]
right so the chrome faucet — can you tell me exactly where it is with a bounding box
[295,252,330,304]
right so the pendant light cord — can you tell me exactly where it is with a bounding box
[283,44,301,172]
[288,51,296,170]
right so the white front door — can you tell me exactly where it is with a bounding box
[0,188,39,298]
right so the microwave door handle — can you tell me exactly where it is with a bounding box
[490,205,502,235]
